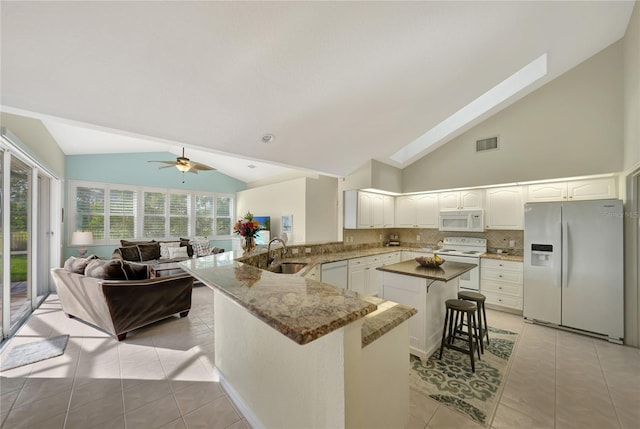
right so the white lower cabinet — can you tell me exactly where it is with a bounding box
[480,258,523,311]
[349,252,401,297]
[381,271,459,359]
[348,257,368,294]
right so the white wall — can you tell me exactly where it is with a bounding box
[236,175,339,244]
[305,175,339,243]
[0,112,66,177]
[236,177,307,243]
[624,2,640,171]
[402,40,625,193]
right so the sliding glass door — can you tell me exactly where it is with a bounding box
[1,133,61,341]
[9,157,31,331]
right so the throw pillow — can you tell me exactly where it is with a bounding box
[123,262,149,280]
[137,242,161,261]
[85,259,129,280]
[179,238,194,257]
[167,246,189,259]
[118,246,141,262]
[190,239,211,257]
[121,239,155,247]
[159,241,180,259]
[63,255,98,274]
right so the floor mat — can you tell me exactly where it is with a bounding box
[410,327,519,426]
[1,335,69,372]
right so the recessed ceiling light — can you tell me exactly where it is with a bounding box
[261,134,275,144]
[248,164,257,169]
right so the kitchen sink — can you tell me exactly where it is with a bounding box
[270,262,307,274]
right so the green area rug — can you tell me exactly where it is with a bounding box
[410,327,519,426]
[1,335,69,372]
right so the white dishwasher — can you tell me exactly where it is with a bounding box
[321,260,348,289]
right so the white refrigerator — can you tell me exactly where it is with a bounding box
[523,199,623,343]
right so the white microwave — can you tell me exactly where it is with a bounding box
[438,209,484,232]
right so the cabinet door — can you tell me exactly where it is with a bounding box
[460,190,483,209]
[395,196,417,227]
[526,183,567,202]
[416,194,438,227]
[485,187,524,230]
[567,178,617,201]
[438,192,460,210]
[370,193,384,227]
[349,265,367,294]
[357,192,373,228]
[382,195,395,227]
[366,255,383,296]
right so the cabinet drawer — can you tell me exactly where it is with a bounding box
[366,255,382,265]
[481,279,522,297]
[483,291,522,310]
[481,258,523,271]
[481,268,523,284]
[349,257,366,268]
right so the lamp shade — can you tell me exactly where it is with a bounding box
[71,231,94,246]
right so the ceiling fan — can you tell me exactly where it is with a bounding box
[148,148,216,174]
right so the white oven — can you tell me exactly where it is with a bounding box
[439,209,484,232]
[434,237,486,292]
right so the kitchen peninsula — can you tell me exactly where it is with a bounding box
[179,251,417,429]
[377,260,477,359]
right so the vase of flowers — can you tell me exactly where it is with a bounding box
[233,211,262,253]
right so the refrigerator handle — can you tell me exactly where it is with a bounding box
[562,221,568,288]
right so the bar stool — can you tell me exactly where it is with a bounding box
[458,291,489,354]
[439,299,481,372]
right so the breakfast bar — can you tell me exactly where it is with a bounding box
[377,260,477,359]
[179,252,417,429]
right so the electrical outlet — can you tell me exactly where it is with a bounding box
[416,235,421,241]
[305,248,312,254]
[291,248,299,255]
[379,234,383,240]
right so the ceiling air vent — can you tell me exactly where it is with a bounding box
[476,136,499,152]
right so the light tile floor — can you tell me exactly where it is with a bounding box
[1,286,639,429]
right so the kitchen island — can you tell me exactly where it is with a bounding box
[377,260,477,359]
[179,252,416,429]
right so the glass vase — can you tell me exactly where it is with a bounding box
[242,236,256,253]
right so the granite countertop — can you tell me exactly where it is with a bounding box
[180,255,383,345]
[481,252,524,262]
[375,259,477,281]
[359,295,417,348]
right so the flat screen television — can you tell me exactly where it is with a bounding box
[253,216,270,231]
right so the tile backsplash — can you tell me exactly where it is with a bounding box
[343,228,524,255]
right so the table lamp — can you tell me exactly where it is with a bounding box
[71,231,93,257]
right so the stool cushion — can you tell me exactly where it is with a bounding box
[458,291,486,302]
[445,298,476,312]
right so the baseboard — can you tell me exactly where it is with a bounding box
[214,367,264,429]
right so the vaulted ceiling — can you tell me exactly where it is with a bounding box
[1,1,635,183]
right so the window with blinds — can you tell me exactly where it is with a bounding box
[143,191,166,238]
[216,196,232,236]
[109,188,136,239]
[195,195,214,237]
[169,193,190,237]
[74,185,105,240]
[69,180,234,244]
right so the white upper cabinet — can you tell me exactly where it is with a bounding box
[484,186,524,230]
[567,178,617,200]
[382,195,395,227]
[395,194,438,227]
[439,190,483,210]
[344,190,387,229]
[526,177,617,202]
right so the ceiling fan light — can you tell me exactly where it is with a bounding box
[176,163,190,172]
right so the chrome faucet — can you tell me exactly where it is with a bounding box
[267,237,288,266]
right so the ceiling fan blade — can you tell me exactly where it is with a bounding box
[187,168,199,174]
[159,164,176,169]
[189,161,215,171]
[148,160,176,165]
